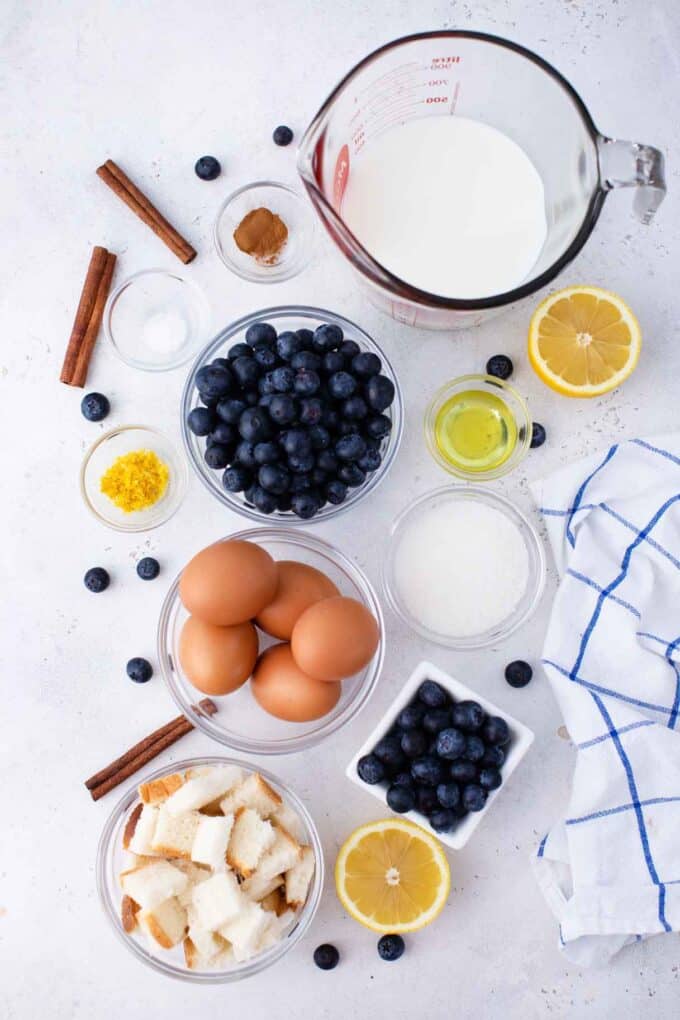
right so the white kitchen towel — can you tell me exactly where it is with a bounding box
[530,435,680,967]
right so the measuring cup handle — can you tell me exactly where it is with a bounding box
[597,135,666,224]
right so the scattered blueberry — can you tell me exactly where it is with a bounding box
[127,657,153,684]
[483,716,511,746]
[273,125,294,147]
[80,392,110,422]
[84,567,109,593]
[386,783,416,813]
[505,660,533,688]
[357,754,386,785]
[435,728,466,760]
[530,422,547,449]
[462,784,487,812]
[451,700,485,732]
[418,680,449,708]
[377,934,405,962]
[194,155,221,181]
[187,406,215,436]
[486,354,514,380]
[136,557,160,581]
[313,944,339,970]
[479,767,503,792]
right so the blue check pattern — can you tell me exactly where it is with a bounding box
[531,436,680,952]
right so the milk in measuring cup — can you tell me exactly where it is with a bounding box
[341,116,547,300]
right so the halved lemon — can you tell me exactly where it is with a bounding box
[528,285,641,397]
[334,818,451,933]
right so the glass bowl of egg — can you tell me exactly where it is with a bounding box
[97,756,324,982]
[157,528,385,754]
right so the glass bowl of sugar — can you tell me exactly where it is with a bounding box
[383,486,546,648]
[105,269,210,372]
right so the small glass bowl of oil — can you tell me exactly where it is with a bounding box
[424,374,532,481]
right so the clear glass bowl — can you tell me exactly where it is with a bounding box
[180,305,404,525]
[105,269,210,372]
[80,425,189,532]
[214,182,316,283]
[382,486,545,649]
[96,756,324,983]
[158,528,385,754]
[424,374,532,481]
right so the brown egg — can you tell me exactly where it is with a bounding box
[178,616,258,696]
[255,561,340,640]
[291,596,380,682]
[251,643,341,722]
[179,540,278,626]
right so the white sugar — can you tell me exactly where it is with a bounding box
[393,501,529,637]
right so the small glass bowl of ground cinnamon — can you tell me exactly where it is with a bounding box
[214,181,316,283]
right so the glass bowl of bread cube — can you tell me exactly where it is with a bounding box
[97,757,323,981]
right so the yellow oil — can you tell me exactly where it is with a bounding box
[434,389,517,472]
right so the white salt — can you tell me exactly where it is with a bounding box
[141,310,188,354]
[393,501,530,637]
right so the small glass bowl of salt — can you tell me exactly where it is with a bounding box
[105,269,210,372]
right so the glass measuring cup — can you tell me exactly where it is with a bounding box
[298,31,665,330]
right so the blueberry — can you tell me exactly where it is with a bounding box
[223,464,252,492]
[127,657,152,683]
[254,346,278,370]
[462,784,487,812]
[429,809,457,832]
[486,354,514,380]
[269,366,294,392]
[212,357,231,370]
[358,447,382,473]
[187,406,215,436]
[195,364,233,398]
[194,155,221,180]
[322,351,345,374]
[436,782,461,809]
[80,392,110,422]
[254,441,280,465]
[231,356,261,390]
[418,680,449,708]
[204,443,232,469]
[210,421,237,448]
[423,708,451,734]
[325,479,347,505]
[336,434,367,462]
[342,396,368,421]
[268,394,297,425]
[400,728,428,758]
[392,771,414,789]
[328,371,356,399]
[299,397,324,426]
[338,463,366,487]
[450,760,479,784]
[364,413,392,440]
[244,391,259,406]
[464,735,486,762]
[198,390,218,408]
[276,492,293,512]
[357,754,385,785]
[273,124,294,146]
[336,420,357,437]
[366,375,395,412]
[530,422,547,449]
[282,428,312,457]
[291,490,322,519]
[386,783,416,814]
[136,557,160,581]
[291,350,322,372]
[238,407,271,443]
[505,660,533,688]
[373,735,406,771]
[396,703,426,729]
[415,785,439,816]
[317,450,339,473]
[323,407,341,432]
[249,484,277,514]
[308,425,331,450]
[289,472,313,493]
[312,943,339,973]
[216,397,247,424]
[294,328,314,348]
[228,342,251,361]
[276,331,302,361]
[435,727,466,759]
[481,745,505,768]
[479,767,503,791]
[258,463,290,494]
[235,440,258,469]
[352,351,382,378]
[483,716,511,746]
[451,700,485,733]
[312,322,343,352]
[411,756,446,787]
[84,567,109,593]
[338,339,359,359]
[377,934,405,962]
[311,467,327,488]
[245,322,277,348]
[288,451,315,473]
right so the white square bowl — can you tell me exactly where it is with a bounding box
[346,660,535,850]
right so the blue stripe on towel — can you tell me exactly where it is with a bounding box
[566,568,641,618]
[576,719,655,750]
[632,438,680,468]
[666,636,680,729]
[543,659,673,716]
[537,834,548,858]
[565,444,618,548]
[566,794,680,825]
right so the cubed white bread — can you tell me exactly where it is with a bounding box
[260,888,286,916]
[120,860,189,910]
[138,896,187,950]
[174,861,212,906]
[184,766,213,780]
[138,772,185,805]
[127,805,159,856]
[241,872,283,903]
[258,909,296,951]
[219,773,282,819]
[251,824,301,884]
[122,803,143,850]
[272,802,306,842]
[285,844,315,908]
[191,871,243,931]
[227,808,276,878]
[151,806,202,859]
[184,936,233,971]
[164,766,244,816]
[186,906,227,961]
[219,901,270,962]
[191,814,234,871]
[209,943,235,970]
[121,894,140,933]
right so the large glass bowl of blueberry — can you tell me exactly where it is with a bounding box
[181,306,403,523]
[346,661,534,851]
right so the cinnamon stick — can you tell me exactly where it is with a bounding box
[96,159,197,264]
[70,250,117,388]
[60,246,111,385]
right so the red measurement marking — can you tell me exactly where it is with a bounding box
[425,95,448,104]
[430,56,461,68]
[333,144,350,210]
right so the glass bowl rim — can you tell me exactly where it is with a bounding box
[180,304,404,525]
[382,484,546,649]
[96,754,325,983]
[424,373,532,481]
[104,267,211,373]
[157,526,385,753]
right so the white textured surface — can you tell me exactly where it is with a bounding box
[2,1,679,1017]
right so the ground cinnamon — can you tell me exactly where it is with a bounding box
[233,207,288,264]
